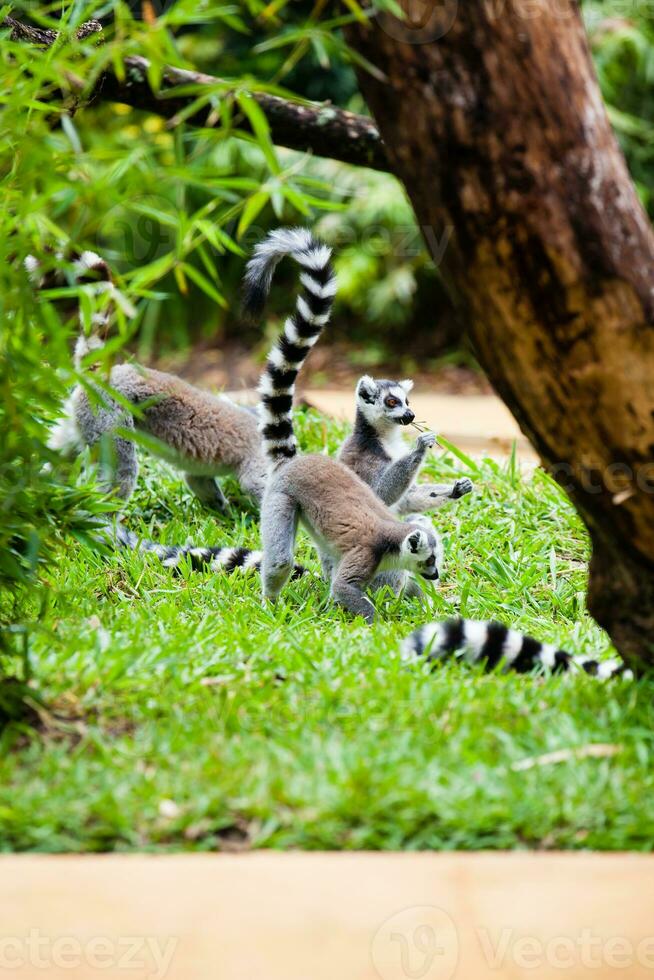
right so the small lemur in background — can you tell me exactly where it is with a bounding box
[37,249,267,511]
[402,618,632,679]
[338,375,474,514]
[248,227,443,624]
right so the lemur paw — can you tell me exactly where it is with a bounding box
[416,431,437,452]
[451,477,474,499]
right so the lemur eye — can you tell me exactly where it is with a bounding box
[385,397,399,408]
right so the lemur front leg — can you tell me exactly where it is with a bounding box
[317,549,335,584]
[374,432,437,506]
[75,395,138,504]
[371,570,403,595]
[371,571,424,602]
[403,577,425,601]
[331,553,377,624]
[184,475,229,513]
[260,488,299,601]
[395,477,474,515]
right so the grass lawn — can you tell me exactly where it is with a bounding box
[1,410,653,853]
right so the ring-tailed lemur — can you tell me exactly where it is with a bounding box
[338,375,474,514]
[403,618,632,679]
[109,522,305,578]
[247,227,443,624]
[35,249,268,511]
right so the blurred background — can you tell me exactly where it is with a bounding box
[7,0,652,380]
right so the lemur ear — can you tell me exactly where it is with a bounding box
[399,378,414,394]
[407,530,422,554]
[357,375,377,404]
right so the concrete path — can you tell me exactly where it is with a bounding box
[228,388,538,462]
[304,389,538,461]
[2,853,652,979]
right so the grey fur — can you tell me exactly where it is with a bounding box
[395,478,475,516]
[70,365,267,509]
[249,228,443,624]
[339,375,474,514]
[43,247,268,511]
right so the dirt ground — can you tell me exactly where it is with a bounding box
[155,341,492,397]
[155,342,537,463]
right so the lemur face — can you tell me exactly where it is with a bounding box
[400,521,443,581]
[356,375,415,427]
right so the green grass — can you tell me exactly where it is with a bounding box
[2,409,654,853]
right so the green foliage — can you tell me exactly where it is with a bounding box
[0,1,336,608]
[585,1,654,214]
[1,417,652,851]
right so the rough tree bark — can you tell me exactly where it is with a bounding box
[347,1,654,669]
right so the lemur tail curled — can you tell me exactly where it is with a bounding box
[403,618,632,680]
[244,228,336,465]
[110,523,306,578]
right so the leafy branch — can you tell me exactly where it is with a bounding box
[4,15,390,172]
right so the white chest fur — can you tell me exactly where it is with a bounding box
[380,427,410,461]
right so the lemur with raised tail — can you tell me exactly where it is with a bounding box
[338,375,474,514]
[247,228,443,624]
[402,618,632,679]
[34,249,267,512]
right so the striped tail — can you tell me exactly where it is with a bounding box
[402,618,632,680]
[245,228,337,465]
[110,523,305,577]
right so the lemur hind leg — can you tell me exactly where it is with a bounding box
[260,488,300,601]
[395,477,474,515]
[184,474,229,512]
[331,554,377,625]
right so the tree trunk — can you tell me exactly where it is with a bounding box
[347,1,654,670]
